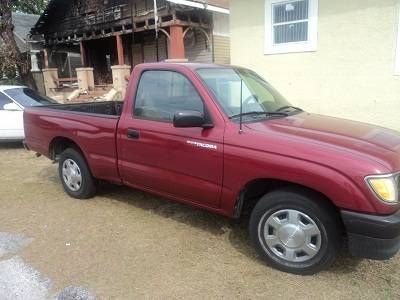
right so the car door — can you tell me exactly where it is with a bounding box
[0,92,24,140]
[118,69,224,208]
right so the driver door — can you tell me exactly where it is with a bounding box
[118,70,224,208]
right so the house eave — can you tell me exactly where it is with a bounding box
[167,0,230,14]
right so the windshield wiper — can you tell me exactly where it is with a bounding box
[275,105,303,112]
[229,111,289,119]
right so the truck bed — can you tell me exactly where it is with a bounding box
[24,101,123,184]
[42,101,123,117]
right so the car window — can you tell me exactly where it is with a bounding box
[4,88,56,107]
[134,70,204,122]
[0,92,12,110]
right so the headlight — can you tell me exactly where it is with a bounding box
[366,173,399,204]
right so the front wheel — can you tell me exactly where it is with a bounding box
[249,188,341,275]
[59,148,96,199]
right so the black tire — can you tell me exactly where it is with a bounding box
[249,187,341,275]
[58,148,96,199]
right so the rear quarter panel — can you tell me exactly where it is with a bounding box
[24,107,121,184]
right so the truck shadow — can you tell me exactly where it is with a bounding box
[97,182,362,275]
[0,142,24,150]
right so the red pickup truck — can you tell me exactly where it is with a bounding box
[24,63,400,275]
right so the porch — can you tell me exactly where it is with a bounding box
[31,0,226,101]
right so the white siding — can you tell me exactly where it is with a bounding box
[213,12,230,37]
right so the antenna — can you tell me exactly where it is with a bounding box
[154,0,159,61]
[239,78,243,134]
[153,0,159,39]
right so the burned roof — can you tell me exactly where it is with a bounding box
[32,0,229,35]
[31,0,60,34]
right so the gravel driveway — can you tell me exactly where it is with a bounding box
[0,143,399,299]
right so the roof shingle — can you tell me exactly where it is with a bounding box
[11,13,39,52]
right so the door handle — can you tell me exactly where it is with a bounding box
[127,129,140,139]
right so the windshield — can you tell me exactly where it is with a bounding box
[197,68,292,119]
[4,88,56,107]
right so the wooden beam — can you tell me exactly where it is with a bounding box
[116,34,124,65]
[169,25,185,59]
[80,40,87,67]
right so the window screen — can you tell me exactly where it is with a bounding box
[134,70,204,122]
[272,0,309,44]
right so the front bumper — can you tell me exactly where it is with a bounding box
[341,209,400,260]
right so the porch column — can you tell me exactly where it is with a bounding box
[43,49,49,69]
[116,34,124,65]
[111,65,131,99]
[80,40,87,67]
[169,25,185,59]
[30,50,40,72]
[76,67,95,92]
[42,68,58,96]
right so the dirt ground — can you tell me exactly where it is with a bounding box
[0,143,399,299]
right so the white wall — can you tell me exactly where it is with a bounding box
[230,0,400,131]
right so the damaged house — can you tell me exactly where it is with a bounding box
[31,0,230,98]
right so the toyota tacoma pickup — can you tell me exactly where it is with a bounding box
[24,63,400,275]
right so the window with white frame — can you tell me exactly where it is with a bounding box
[265,0,318,54]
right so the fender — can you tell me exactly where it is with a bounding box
[220,146,380,217]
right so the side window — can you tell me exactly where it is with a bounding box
[134,70,204,122]
[0,92,12,110]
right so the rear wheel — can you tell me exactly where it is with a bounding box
[59,148,96,199]
[249,188,341,275]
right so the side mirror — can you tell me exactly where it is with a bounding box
[3,102,21,111]
[173,110,212,128]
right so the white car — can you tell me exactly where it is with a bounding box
[0,86,56,141]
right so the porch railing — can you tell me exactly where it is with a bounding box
[53,4,131,35]
[85,4,128,26]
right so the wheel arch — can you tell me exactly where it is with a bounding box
[234,178,340,220]
[49,136,86,162]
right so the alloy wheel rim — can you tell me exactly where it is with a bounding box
[259,209,322,263]
[62,159,82,192]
